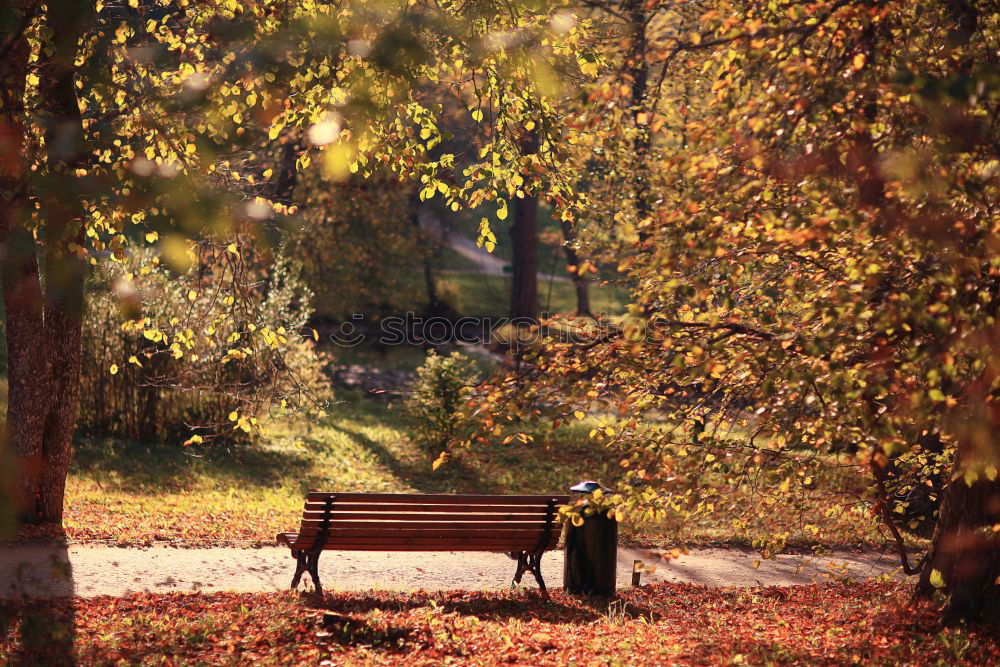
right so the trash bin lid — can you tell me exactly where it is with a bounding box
[570,480,606,494]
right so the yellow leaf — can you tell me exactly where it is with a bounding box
[227,243,238,254]
[183,435,203,446]
[187,289,197,301]
[228,411,238,421]
[929,569,945,588]
[109,364,118,375]
[471,109,484,122]
[574,410,585,420]
[853,53,866,70]
[145,231,158,243]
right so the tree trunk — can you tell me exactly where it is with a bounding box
[918,448,1000,625]
[410,194,444,317]
[1,229,50,522]
[509,133,539,321]
[0,0,91,526]
[0,1,49,523]
[626,0,651,231]
[559,219,591,317]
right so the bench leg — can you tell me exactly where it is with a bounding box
[307,551,323,597]
[290,550,307,589]
[510,551,528,587]
[528,552,549,596]
[509,551,549,597]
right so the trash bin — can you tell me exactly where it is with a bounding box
[563,481,617,596]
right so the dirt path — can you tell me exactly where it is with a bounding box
[0,545,899,598]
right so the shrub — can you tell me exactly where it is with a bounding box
[404,349,480,455]
[78,250,330,443]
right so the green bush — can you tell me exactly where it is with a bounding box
[404,350,480,455]
[78,250,330,443]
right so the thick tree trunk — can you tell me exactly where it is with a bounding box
[0,0,90,526]
[0,0,49,523]
[509,133,539,321]
[559,219,591,317]
[34,0,90,523]
[37,252,85,523]
[1,229,50,522]
[918,449,1000,625]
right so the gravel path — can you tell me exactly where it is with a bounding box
[0,545,900,598]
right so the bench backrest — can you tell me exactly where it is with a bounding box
[293,492,570,552]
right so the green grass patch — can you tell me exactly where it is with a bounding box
[53,389,890,550]
[438,274,629,319]
[62,391,617,545]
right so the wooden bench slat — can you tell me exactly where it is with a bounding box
[305,492,569,505]
[298,520,558,531]
[286,536,552,551]
[291,527,561,540]
[301,511,557,522]
[304,502,562,514]
[295,543,544,552]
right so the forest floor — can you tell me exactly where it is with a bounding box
[4,582,999,665]
[0,543,901,599]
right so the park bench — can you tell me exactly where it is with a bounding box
[277,491,569,596]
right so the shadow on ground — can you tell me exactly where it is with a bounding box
[71,435,319,494]
[0,529,75,666]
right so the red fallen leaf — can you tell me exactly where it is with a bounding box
[1,583,997,665]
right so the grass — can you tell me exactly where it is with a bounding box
[59,391,624,545]
[438,273,629,319]
[46,387,890,550]
[2,371,895,550]
[2,582,997,665]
